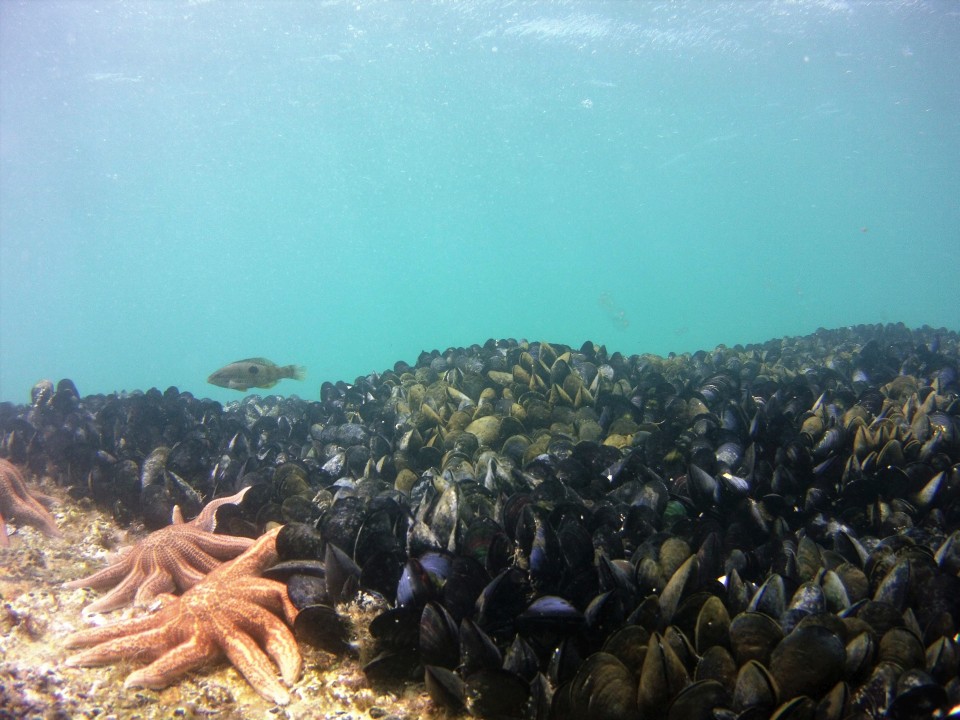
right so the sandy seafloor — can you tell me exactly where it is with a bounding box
[0,477,445,720]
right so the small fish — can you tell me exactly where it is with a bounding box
[207,358,305,391]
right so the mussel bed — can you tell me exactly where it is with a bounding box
[2,322,959,719]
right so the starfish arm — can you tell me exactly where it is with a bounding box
[189,487,251,531]
[220,527,281,578]
[66,626,171,667]
[79,563,151,614]
[242,578,300,625]
[62,527,301,705]
[123,634,219,690]
[14,501,62,537]
[4,494,62,538]
[67,524,256,615]
[169,558,212,589]
[65,600,177,650]
[258,612,303,685]
[190,531,255,560]
[132,563,178,606]
[0,514,9,547]
[64,555,135,591]
[152,544,214,590]
[2,462,37,501]
[225,598,302,686]
[0,461,62,538]
[28,488,59,508]
[170,541,237,578]
[220,631,293,706]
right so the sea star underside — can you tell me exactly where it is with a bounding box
[65,526,301,705]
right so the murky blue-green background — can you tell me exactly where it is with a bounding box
[2,1,958,404]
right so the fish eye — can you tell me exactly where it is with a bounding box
[248,366,259,375]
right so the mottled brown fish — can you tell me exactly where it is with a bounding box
[207,358,305,391]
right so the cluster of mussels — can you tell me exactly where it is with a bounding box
[1,323,959,720]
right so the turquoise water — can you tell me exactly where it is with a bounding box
[1,1,958,405]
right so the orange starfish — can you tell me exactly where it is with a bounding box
[0,457,62,546]
[65,526,301,705]
[65,487,254,614]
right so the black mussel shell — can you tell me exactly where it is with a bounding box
[285,573,329,609]
[359,550,404,602]
[424,665,466,712]
[769,624,846,701]
[370,604,421,656]
[3,325,960,717]
[669,680,731,720]
[476,568,530,638]
[324,543,361,604]
[275,522,325,561]
[442,555,490,623]
[503,635,540,683]
[460,618,502,676]
[293,604,353,655]
[465,668,530,720]
[420,602,459,670]
[568,652,639,720]
[548,635,583,688]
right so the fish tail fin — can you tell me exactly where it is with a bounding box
[285,365,306,382]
